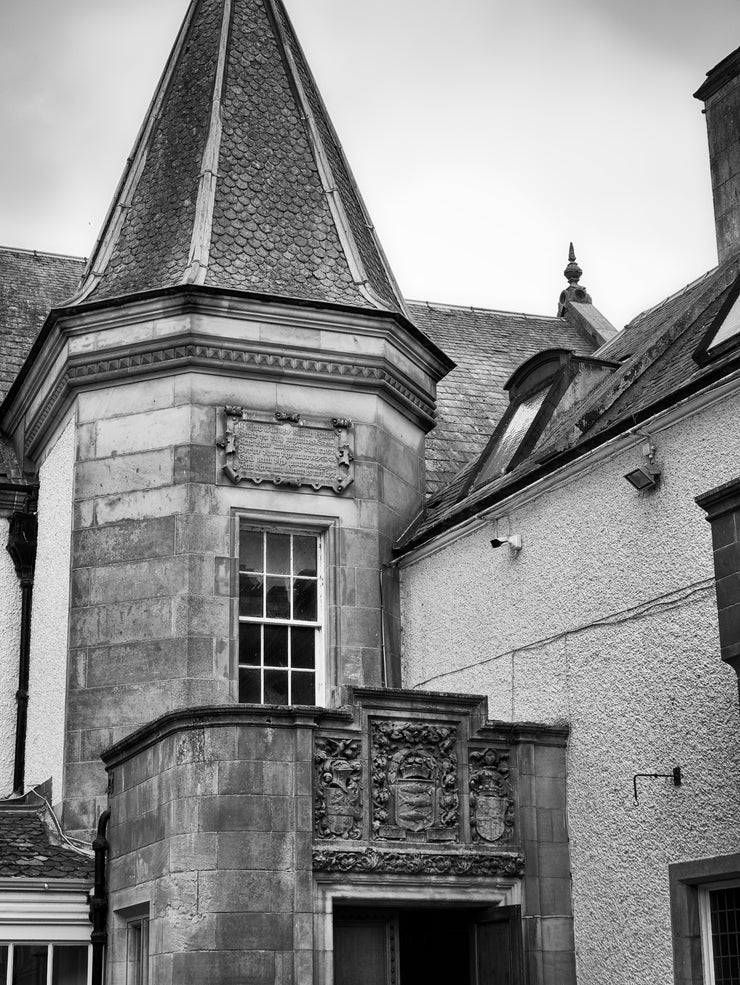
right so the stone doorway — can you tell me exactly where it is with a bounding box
[333,904,523,985]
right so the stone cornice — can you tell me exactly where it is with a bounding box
[3,286,452,424]
[4,291,448,455]
[101,703,326,769]
[312,848,525,878]
[0,481,37,518]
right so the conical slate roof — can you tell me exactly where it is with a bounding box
[73,0,407,315]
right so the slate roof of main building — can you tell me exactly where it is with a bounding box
[397,254,740,552]
[0,248,83,404]
[72,0,407,317]
[0,795,93,880]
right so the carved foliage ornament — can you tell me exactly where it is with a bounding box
[314,736,363,840]
[218,407,354,493]
[371,721,459,843]
[469,748,515,844]
[312,848,524,878]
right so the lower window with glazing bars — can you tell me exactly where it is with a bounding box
[0,942,91,985]
[237,521,324,706]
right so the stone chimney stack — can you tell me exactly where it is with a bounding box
[695,46,740,264]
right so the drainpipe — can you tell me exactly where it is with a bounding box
[90,808,111,985]
[6,508,37,797]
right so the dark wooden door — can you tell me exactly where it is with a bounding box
[470,905,524,985]
[334,910,398,985]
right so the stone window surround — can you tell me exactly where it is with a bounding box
[313,873,520,983]
[231,508,340,708]
[669,852,740,984]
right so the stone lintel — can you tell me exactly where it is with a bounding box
[696,475,740,521]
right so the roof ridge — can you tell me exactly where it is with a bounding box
[620,265,719,333]
[0,245,85,263]
[407,298,565,320]
[73,0,200,303]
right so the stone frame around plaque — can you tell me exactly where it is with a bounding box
[218,407,354,493]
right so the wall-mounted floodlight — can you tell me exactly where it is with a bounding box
[490,534,522,552]
[624,438,661,491]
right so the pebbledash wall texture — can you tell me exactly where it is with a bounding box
[24,416,76,808]
[0,547,21,787]
[399,389,740,984]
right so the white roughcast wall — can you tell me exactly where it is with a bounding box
[25,418,76,810]
[400,393,740,985]
[0,532,21,795]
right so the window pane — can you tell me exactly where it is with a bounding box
[239,573,263,617]
[239,668,261,703]
[13,945,48,985]
[264,625,289,666]
[711,886,740,985]
[239,623,261,666]
[239,527,263,571]
[265,577,290,619]
[292,671,315,705]
[264,670,289,705]
[294,579,317,621]
[52,945,88,985]
[266,533,290,574]
[294,536,317,576]
[291,628,315,669]
[0,947,7,982]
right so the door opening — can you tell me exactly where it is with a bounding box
[333,904,522,985]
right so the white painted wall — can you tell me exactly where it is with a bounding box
[400,391,740,985]
[0,531,21,795]
[25,418,76,810]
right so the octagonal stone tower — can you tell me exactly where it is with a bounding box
[2,0,452,841]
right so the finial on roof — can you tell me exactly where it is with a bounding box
[564,242,582,286]
[558,242,592,316]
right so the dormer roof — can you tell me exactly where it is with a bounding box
[71,0,408,317]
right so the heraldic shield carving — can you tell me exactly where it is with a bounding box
[371,721,459,843]
[469,748,515,844]
[314,737,363,840]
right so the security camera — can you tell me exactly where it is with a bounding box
[490,534,522,552]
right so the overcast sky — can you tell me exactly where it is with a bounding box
[1,0,740,331]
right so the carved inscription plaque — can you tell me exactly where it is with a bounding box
[219,408,353,493]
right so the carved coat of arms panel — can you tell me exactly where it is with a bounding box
[371,721,459,843]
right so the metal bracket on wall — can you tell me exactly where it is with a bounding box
[633,767,682,804]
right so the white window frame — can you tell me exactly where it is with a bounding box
[0,941,92,985]
[125,915,149,985]
[235,512,336,708]
[699,879,740,985]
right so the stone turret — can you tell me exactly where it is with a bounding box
[2,0,452,840]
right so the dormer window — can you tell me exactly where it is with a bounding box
[466,348,618,494]
[468,350,574,492]
[694,276,740,364]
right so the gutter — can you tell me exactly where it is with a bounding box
[395,362,740,565]
[90,808,111,985]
